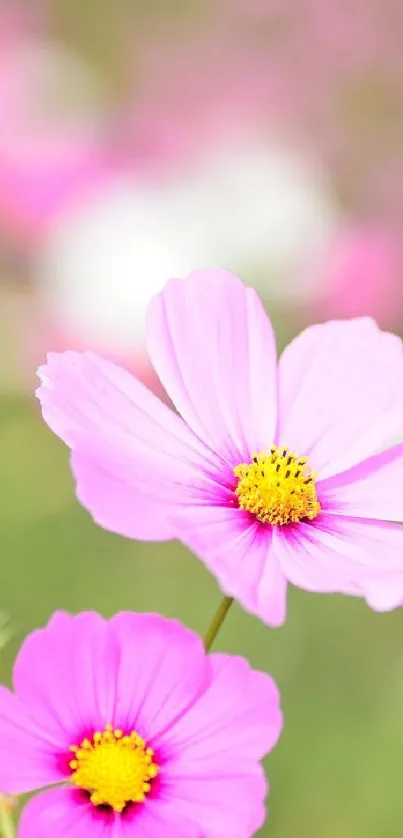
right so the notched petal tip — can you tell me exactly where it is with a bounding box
[36,351,81,395]
[365,582,403,612]
[36,356,58,393]
[36,368,49,388]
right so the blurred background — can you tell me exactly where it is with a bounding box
[1,0,403,835]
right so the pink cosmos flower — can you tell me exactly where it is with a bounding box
[37,270,403,627]
[0,7,115,247]
[0,610,282,837]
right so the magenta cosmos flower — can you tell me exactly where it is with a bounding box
[37,269,403,626]
[0,611,282,837]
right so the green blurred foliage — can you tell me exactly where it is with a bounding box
[47,0,208,95]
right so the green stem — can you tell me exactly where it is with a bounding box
[0,798,15,838]
[203,596,234,652]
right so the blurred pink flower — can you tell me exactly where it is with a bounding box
[0,0,402,247]
[37,270,403,626]
[313,225,403,325]
[0,610,282,837]
[0,10,115,243]
[123,31,285,172]
[212,0,403,224]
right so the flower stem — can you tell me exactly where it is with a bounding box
[204,596,234,652]
[0,798,15,838]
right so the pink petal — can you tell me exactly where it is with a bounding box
[18,788,118,838]
[364,582,403,612]
[177,505,288,627]
[156,655,280,837]
[124,798,199,838]
[109,613,210,740]
[71,450,173,541]
[147,269,278,463]
[14,611,209,753]
[272,523,359,595]
[158,771,267,838]
[161,653,282,763]
[13,612,119,744]
[255,547,288,627]
[274,514,403,604]
[37,351,224,540]
[19,788,198,838]
[0,687,65,794]
[69,430,230,539]
[318,443,403,521]
[278,318,403,479]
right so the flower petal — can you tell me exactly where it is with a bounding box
[13,612,119,744]
[156,655,281,837]
[19,787,197,838]
[18,788,118,838]
[70,450,174,540]
[14,612,210,754]
[109,613,210,740]
[318,443,403,522]
[363,582,403,612]
[274,513,403,603]
[158,770,267,838]
[177,505,288,627]
[161,653,282,763]
[37,351,224,539]
[147,269,278,462]
[124,798,199,838]
[255,548,289,628]
[278,318,403,478]
[0,687,65,794]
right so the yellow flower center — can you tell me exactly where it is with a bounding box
[69,724,159,813]
[234,445,321,526]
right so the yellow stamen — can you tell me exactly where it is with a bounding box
[69,724,159,813]
[234,445,321,526]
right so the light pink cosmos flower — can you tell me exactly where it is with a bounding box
[37,270,403,626]
[0,610,282,838]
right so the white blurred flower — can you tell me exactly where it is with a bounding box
[36,174,208,352]
[35,142,338,352]
[181,143,338,295]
